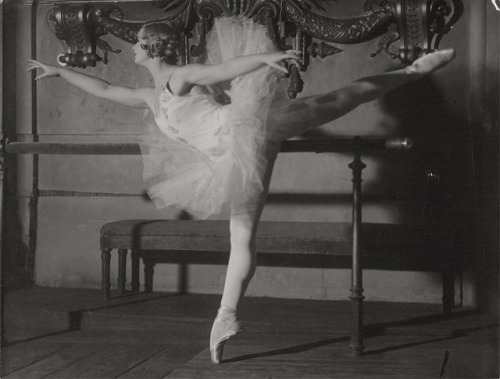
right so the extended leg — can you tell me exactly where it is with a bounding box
[269,49,456,136]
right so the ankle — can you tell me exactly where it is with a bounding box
[216,304,238,323]
[405,64,421,78]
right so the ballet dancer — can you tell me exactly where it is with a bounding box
[28,17,455,364]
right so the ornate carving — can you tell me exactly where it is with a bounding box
[282,1,395,44]
[310,43,343,59]
[370,27,400,59]
[427,0,463,49]
[372,0,464,63]
[46,0,463,93]
[93,8,141,44]
[46,4,141,68]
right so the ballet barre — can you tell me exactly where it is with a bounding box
[3,137,412,155]
[1,136,415,357]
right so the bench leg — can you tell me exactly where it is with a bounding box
[349,147,365,357]
[442,264,455,317]
[144,260,155,293]
[117,248,127,295]
[101,248,111,300]
[131,249,140,292]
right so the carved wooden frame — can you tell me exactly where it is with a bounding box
[46,0,463,97]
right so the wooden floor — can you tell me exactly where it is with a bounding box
[1,287,498,378]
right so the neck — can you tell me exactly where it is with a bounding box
[143,58,176,88]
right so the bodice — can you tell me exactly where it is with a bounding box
[154,85,229,153]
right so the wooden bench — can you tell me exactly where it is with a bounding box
[100,219,454,356]
[97,136,449,357]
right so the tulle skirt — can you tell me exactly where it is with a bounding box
[140,17,283,219]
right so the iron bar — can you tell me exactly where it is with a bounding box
[348,139,366,357]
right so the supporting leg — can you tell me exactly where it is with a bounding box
[117,248,127,295]
[220,151,276,310]
[101,248,111,300]
[211,151,277,364]
[131,249,140,292]
[348,145,366,357]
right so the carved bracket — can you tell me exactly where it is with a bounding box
[46,4,141,68]
[46,0,463,96]
[372,0,463,63]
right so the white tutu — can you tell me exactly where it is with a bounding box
[141,17,282,219]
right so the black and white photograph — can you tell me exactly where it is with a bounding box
[1,0,498,377]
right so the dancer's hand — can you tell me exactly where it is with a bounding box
[261,50,302,73]
[26,59,61,80]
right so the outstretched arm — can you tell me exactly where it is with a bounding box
[27,60,153,108]
[170,50,300,95]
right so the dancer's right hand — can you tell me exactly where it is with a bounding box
[26,59,61,80]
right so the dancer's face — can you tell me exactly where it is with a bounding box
[133,29,149,65]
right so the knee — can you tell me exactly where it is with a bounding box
[230,233,256,257]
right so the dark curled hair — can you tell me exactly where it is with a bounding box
[140,22,184,65]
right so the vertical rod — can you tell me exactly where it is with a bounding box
[101,249,111,300]
[144,261,155,293]
[131,249,140,292]
[26,0,39,287]
[442,264,454,316]
[0,141,6,346]
[117,248,127,295]
[348,140,366,357]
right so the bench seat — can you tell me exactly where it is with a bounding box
[100,219,448,296]
[101,220,352,254]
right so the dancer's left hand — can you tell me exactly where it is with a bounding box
[262,50,302,73]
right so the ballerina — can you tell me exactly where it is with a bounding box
[28,17,455,364]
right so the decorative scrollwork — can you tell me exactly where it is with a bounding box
[427,0,463,50]
[46,0,463,94]
[46,4,141,68]
[282,1,395,44]
[310,43,344,59]
[373,0,463,63]
[370,27,400,59]
[46,4,101,68]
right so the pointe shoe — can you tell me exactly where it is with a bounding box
[406,48,456,77]
[210,317,244,364]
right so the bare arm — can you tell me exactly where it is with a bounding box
[170,50,300,95]
[27,60,153,108]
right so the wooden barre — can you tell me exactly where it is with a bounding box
[3,137,412,155]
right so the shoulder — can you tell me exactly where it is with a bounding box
[170,64,208,95]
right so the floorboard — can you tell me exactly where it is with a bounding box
[43,343,166,379]
[1,342,72,376]
[3,343,98,379]
[1,287,498,379]
[118,343,207,378]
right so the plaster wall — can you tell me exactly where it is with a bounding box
[12,0,481,304]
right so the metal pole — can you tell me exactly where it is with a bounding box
[3,137,412,155]
[0,140,6,346]
[348,138,366,357]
